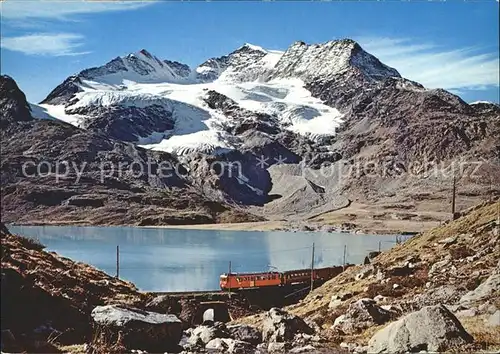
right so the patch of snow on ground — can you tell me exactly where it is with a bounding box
[139,130,235,155]
[36,104,86,127]
[29,104,57,121]
[470,101,497,105]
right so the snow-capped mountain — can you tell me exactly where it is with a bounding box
[38,41,360,155]
[197,43,284,83]
[41,49,194,105]
[270,39,400,82]
[2,39,500,221]
[29,39,499,210]
[38,39,404,156]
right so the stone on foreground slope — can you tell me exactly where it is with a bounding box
[368,304,473,353]
[91,305,182,353]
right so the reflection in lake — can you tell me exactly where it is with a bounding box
[8,225,397,291]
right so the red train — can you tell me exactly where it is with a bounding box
[219,266,344,290]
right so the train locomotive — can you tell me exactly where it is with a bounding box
[219,266,344,290]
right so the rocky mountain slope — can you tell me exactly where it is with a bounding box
[2,38,499,225]
[0,75,261,225]
[0,222,145,352]
[238,201,500,352]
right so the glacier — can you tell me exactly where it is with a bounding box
[36,41,357,156]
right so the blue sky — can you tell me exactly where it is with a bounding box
[1,0,498,103]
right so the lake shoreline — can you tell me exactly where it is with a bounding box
[5,201,448,235]
[7,224,399,292]
[6,219,425,236]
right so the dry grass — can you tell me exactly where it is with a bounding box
[374,201,499,265]
[461,315,500,352]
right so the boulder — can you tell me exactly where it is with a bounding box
[460,272,500,305]
[205,337,254,353]
[340,342,368,353]
[227,324,262,345]
[487,310,500,327]
[428,259,450,276]
[387,264,413,277]
[179,298,200,329]
[66,195,105,207]
[328,295,343,309]
[199,301,231,324]
[368,304,473,353]
[267,341,287,352]
[145,294,181,314]
[188,322,230,345]
[355,265,375,281]
[374,295,388,303]
[90,305,182,352]
[438,236,457,245]
[455,308,477,318]
[262,308,314,344]
[334,298,393,334]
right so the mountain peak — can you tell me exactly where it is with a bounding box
[0,75,33,124]
[196,43,269,82]
[137,48,154,59]
[270,38,400,82]
[41,49,194,104]
[239,43,268,53]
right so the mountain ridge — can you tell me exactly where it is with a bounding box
[2,37,499,225]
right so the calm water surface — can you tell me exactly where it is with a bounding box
[8,225,397,291]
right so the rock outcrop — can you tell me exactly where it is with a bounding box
[227,324,262,346]
[460,266,500,306]
[90,305,182,353]
[262,308,314,345]
[333,298,394,334]
[368,304,473,353]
